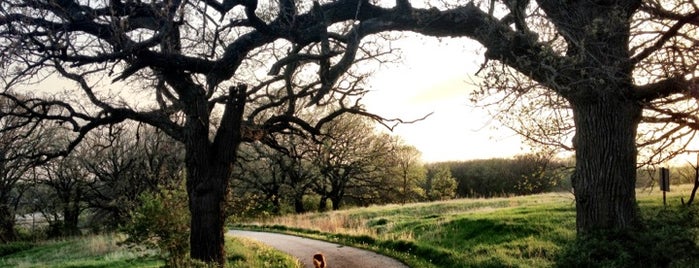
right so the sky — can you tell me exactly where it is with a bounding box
[362,35,530,163]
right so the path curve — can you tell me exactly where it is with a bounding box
[229,230,409,268]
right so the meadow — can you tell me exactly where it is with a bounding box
[2,185,697,267]
[238,185,699,267]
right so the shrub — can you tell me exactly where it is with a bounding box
[120,183,190,267]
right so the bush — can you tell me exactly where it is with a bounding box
[15,225,48,242]
[120,183,190,267]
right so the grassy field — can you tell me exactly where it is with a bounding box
[0,233,299,268]
[2,186,696,267]
[238,185,699,267]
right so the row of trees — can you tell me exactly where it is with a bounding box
[232,114,569,216]
[0,122,183,242]
[0,110,461,241]
[232,113,458,215]
[0,122,182,241]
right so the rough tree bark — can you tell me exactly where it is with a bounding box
[187,160,233,263]
[184,84,246,263]
[571,97,643,232]
[538,0,644,233]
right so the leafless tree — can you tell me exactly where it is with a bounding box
[0,0,397,263]
[32,154,88,237]
[81,125,183,228]
[0,94,56,242]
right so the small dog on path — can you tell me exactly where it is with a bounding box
[313,253,326,268]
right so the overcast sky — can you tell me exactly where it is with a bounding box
[362,35,530,163]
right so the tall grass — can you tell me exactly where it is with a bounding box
[239,186,699,267]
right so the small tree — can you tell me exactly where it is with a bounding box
[233,144,287,214]
[511,154,564,195]
[425,164,457,201]
[389,143,426,204]
[121,182,189,267]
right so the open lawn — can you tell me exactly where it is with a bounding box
[237,185,699,267]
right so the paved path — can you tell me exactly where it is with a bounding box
[229,230,409,268]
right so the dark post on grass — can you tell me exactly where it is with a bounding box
[660,167,670,207]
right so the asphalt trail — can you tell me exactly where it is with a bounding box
[229,230,409,268]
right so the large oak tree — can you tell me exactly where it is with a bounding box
[1,0,698,264]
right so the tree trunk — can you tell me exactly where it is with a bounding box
[571,96,642,234]
[331,195,342,210]
[402,173,408,205]
[61,187,82,236]
[187,160,231,264]
[0,204,16,242]
[271,195,281,214]
[182,84,245,265]
[319,196,328,212]
[294,192,305,213]
[62,202,81,236]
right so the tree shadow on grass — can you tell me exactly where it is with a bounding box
[556,207,699,267]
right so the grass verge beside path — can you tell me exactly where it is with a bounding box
[227,236,301,268]
[236,187,699,267]
[0,234,300,268]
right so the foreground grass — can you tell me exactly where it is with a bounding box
[237,186,699,267]
[0,234,299,268]
[227,236,300,268]
[0,234,160,268]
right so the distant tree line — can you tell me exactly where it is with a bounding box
[438,154,570,198]
[230,114,458,216]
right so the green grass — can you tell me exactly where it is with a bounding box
[237,186,699,267]
[0,234,300,268]
[0,234,160,268]
[227,236,300,268]
[4,186,696,267]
